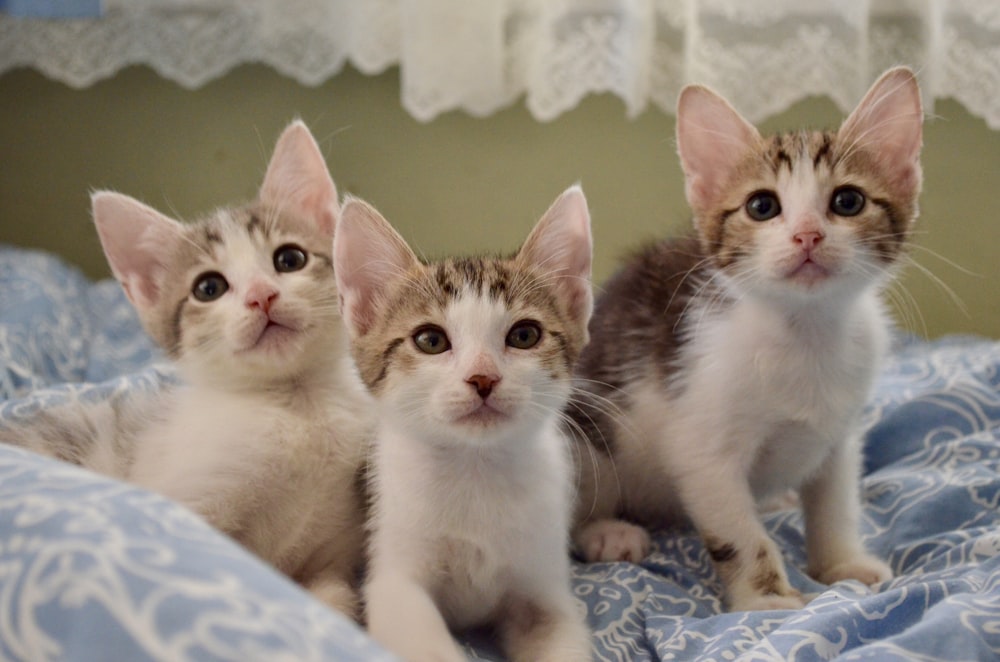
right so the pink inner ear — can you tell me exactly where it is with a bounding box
[260,120,339,237]
[838,68,923,196]
[334,198,417,338]
[519,186,594,325]
[92,191,183,310]
[676,85,761,210]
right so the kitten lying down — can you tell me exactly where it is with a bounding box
[570,67,923,611]
[1,121,373,618]
[335,187,594,661]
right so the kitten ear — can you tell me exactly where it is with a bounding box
[92,191,185,310]
[516,185,594,327]
[259,120,339,237]
[676,84,762,211]
[334,197,420,338]
[838,66,923,197]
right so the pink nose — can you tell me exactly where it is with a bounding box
[794,231,824,251]
[246,284,279,313]
[466,374,500,399]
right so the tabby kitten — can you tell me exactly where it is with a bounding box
[2,121,372,617]
[570,67,922,611]
[335,188,593,661]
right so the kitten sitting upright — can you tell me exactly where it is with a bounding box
[1,121,372,617]
[570,68,923,611]
[335,187,594,661]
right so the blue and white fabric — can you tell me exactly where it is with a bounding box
[1,245,998,661]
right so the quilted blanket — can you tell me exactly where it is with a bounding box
[1,245,998,661]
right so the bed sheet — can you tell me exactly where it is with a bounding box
[1,245,998,661]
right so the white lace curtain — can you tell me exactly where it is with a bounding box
[2,0,999,128]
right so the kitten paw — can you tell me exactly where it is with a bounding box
[576,518,651,563]
[307,576,360,620]
[814,554,893,586]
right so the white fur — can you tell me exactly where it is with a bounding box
[364,294,590,662]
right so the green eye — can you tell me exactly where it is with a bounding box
[274,244,308,272]
[506,321,541,349]
[830,186,866,216]
[412,326,451,354]
[746,191,781,221]
[192,272,228,302]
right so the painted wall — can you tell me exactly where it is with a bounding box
[1,64,996,338]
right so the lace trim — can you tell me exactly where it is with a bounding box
[2,0,998,127]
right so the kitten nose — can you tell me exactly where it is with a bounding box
[794,231,824,251]
[246,284,279,313]
[466,374,500,400]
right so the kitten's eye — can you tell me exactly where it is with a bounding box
[745,191,781,221]
[506,321,542,350]
[412,326,451,355]
[830,187,866,217]
[192,272,229,302]
[274,244,308,273]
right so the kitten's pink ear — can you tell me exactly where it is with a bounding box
[676,85,762,211]
[838,67,923,197]
[517,185,594,327]
[92,191,185,310]
[259,120,339,237]
[334,197,419,338]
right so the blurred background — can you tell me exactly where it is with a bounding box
[1,1,997,339]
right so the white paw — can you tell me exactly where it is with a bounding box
[307,576,359,621]
[576,519,651,563]
[814,553,893,586]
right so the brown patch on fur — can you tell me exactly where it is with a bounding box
[704,536,739,564]
[751,546,783,594]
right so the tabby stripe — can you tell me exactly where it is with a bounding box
[773,148,793,172]
[870,196,904,238]
[168,296,188,357]
[812,135,832,167]
[371,337,405,388]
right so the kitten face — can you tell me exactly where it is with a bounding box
[157,206,338,379]
[677,67,923,304]
[92,120,342,385]
[367,260,579,445]
[335,187,593,448]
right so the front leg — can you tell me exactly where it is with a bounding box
[364,569,466,662]
[499,593,592,662]
[801,437,892,586]
[676,465,805,611]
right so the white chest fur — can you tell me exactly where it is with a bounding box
[370,419,575,629]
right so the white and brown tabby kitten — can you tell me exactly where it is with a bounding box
[335,188,594,661]
[570,67,922,611]
[2,121,372,617]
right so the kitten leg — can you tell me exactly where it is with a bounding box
[364,570,466,662]
[677,469,805,611]
[303,570,360,621]
[801,438,893,586]
[574,518,651,563]
[499,594,592,662]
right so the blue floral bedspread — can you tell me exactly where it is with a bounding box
[1,245,998,661]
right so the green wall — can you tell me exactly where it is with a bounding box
[1,64,996,338]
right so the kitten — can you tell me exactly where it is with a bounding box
[570,67,922,611]
[335,187,594,661]
[1,121,372,617]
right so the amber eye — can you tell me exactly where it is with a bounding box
[830,186,866,217]
[192,272,229,302]
[506,321,542,349]
[745,191,781,221]
[412,326,451,354]
[274,244,308,272]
